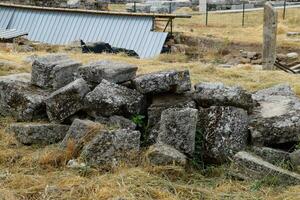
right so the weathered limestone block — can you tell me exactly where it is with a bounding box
[147,93,196,144]
[45,78,90,123]
[9,123,69,145]
[262,2,277,70]
[0,73,49,121]
[250,84,300,146]
[51,60,82,90]
[84,79,146,117]
[60,119,104,152]
[198,106,249,163]
[233,151,300,185]
[31,54,81,89]
[31,54,70,88]
[79,60,137,88]
[157,108,198,156]
[95,115,137,130]
[146,143,187,166]
[132,70,191,94]
[81,129,141,165]
[193,82,255,112]
[251,146,290,167]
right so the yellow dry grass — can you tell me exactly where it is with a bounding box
[1,51,300,95]
[1,125,300,199]
[173,8,300,48]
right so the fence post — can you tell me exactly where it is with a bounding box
[242,2,245,27]
[205,3,208,26]
[283,0,286,20]
[169,0,172,14]
[133,1,136,13]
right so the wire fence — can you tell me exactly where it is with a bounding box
[203,1,300,27]
[105,1,300,28]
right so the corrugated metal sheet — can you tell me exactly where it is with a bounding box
[0,6,168,58]
[0,7,15,28]
[0,28,28,40]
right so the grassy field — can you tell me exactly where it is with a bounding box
[0,6,300,200]
[174,7,300,48]
[109,4,300,48]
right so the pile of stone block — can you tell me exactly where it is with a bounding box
[2,53,300,185]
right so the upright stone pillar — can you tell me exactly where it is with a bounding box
[262,2,278,70]
[199,0,207,13]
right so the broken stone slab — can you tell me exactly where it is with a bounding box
[157,107,198,156]
[79,60,138,88]
[132,70,191,95]
[250,84,300,146]
[95,115,136,130]
[60,119,104,153]
[8,123,69,145]
[146,143,187,166]
[193,82,255,112]
[198,106,249,164]
[233,151,300,185]
[45,78,91,123]
[251,146,290,167]
[147,93,196,144]
[31,54,81,89]
[84,79,146,117]
[0,73,49,121]
[80,129,141,166]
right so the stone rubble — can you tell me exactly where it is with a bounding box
[45,78,91,123]
[251,146,290,167]
[233,151,300,185]
[193,82,255,112]
[0,73,49,121]
[146,143,187,166]
[2,54,300,185]
[132,70,191,95]
[147,93,196,144]
[9,123,69,145]
[198,106,249,163]
[84,79,146,117]
[250,84,300,146]
[32,54,82,90]
[79,60,138,88]
[80,129,141,165]
[157,107,198,156]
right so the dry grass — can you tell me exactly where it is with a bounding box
[1,51,300,95]
[172,8,300,48]
[1,125,300,199]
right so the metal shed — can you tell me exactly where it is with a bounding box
[0,3,190,58]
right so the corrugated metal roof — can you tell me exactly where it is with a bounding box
[0,7,15,28]
[0,5,168,58]
[0,28,28,40]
